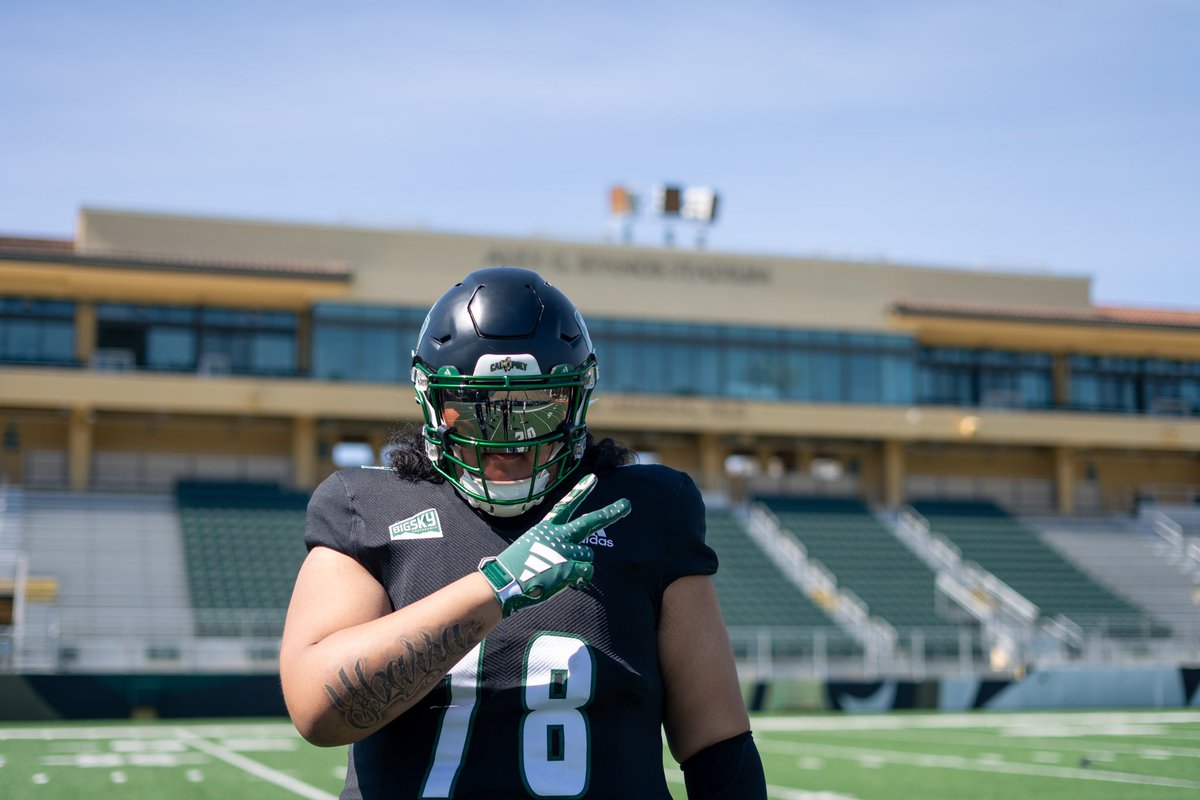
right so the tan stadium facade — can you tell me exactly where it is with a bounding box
[1,207,1198,515]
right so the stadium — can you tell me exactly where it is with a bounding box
[1,207,1198,798]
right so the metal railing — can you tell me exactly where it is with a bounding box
[892,506,1061,666]
[2,610,1195,678]
[744,503,897,659]
[1150,511,1200,580]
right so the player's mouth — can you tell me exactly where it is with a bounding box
[482,451,535,481]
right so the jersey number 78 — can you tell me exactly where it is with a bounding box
[420,633,595,798]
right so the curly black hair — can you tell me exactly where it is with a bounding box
[384,424,637,482]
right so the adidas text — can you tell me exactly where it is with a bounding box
[584,529,614,548]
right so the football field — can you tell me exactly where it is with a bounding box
[0,710,1197,799]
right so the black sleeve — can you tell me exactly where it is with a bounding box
[681,731,767,800]
[662,471,718,588]
[304,470,363,561]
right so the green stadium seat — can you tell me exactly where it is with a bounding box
[757,495,964,656]
[706,508,861,658]
[912,499,1165,637]
[176,480,309,637]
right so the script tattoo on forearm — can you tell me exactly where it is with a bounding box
[324,620,485,729]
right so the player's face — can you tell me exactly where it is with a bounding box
[440,387,572,482]
[458,447,551,481]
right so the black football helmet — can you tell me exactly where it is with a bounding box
[412,267,598,516]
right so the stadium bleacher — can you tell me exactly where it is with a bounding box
[757,496,965,655]
[1032,516,1198,640]
[4,477,1189,679]
[911,499,1167,637]
[176,481,309,637]
[705,508,860,659]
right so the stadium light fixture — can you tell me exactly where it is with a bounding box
[681,187,719,223]
[608,185,640,244]
[651,184,683,247]
[608,183,721,248]
[609,185,640,217]
[681,186,720,248]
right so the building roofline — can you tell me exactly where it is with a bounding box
[0,241,351,281]
[893,298,1200,332]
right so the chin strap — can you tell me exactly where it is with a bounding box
[457,470,552,517]
[450,439,567,518]
[680,731,766,800]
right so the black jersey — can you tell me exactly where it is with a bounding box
[304,463,717,800]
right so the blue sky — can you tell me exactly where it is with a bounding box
[1,0,1197,308]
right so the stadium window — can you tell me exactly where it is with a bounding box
[1018,370,1053,408]
[146,327,195,370]
[250,332,297,374]
[0,297,76,365]
[606,339,641,393]
[881,354,916,405]
[687,342,718,396]
[310,303,420,383]
[662,341,696,395]
[313,325,357,380]
[360,328,403,383]
[199,308,299,376]
[94,302,299,376]
[591,316,923,405]
[846,353,880,403]
[1069,355,1141,413]
[809,351,842,402]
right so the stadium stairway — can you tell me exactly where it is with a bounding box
[1142,504,1200,536]
[756,496,966,656]
[705,507,861,662]
[1027,515,1199,640]
[912,500,1165,638]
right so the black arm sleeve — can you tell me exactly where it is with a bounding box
[680,731,767,800]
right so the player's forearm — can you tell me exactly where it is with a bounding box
[283,572,502,746]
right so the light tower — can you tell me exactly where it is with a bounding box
[607,185,640,244]
[681,186,720,248]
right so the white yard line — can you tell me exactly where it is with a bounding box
[752,710,1200,733]
[802,727,1200,759]
[756,738,1200,790]
[666,770,859,800]
[173,728,336,800]
[0,722,299,740]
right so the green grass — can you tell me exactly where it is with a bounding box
[1,710,1197,799]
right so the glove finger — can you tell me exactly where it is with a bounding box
[543,473,597,524]
[561,498,631,543]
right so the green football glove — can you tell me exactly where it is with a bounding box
[478,473,631,617]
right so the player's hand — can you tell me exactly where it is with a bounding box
[477,473,631,617]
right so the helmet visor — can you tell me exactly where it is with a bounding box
[440,386,574,447]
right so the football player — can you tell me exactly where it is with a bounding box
[280,267,766,799]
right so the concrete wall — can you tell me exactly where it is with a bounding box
[77,208,1093,331]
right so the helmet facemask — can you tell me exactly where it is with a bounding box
[414,356,597,517]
